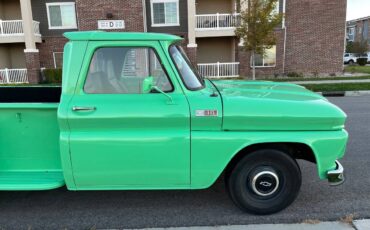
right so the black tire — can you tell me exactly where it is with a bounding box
[227,149,301,215]
[348,60,354,65]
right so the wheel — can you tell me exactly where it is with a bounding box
[227,149,302,215]
[348,60,354,65]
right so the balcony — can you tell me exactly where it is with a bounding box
[0,68,28,84]
[0,20,41,44]
[195,13,240,37]
[198,62,240,79]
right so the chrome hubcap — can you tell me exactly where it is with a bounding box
[251,171,279,197]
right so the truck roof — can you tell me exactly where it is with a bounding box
[64,31,183,42]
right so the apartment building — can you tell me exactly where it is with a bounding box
[347,16,370,49]
[0,0,41,83]
[0,0,346,84]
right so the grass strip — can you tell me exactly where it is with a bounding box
[344,66,370,74]
[301,83,370,92]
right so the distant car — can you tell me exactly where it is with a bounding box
[344,53,358,64]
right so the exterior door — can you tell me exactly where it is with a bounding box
[67,42,190,189]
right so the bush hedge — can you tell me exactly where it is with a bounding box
[357,58,368,66]
[42,68,62,84]
[286,72,304,78]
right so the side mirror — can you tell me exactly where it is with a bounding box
[142,76,154,94]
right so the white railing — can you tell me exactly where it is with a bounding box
[33,21,41,36]
[196,13,240,30]
[198,62,240,78]
[0,69,28,84]
[0,20,41,36]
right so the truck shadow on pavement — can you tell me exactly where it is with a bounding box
[0,160,367,230]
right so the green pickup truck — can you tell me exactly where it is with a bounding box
[0,31,347,215]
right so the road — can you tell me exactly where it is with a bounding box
[0,96,369,229]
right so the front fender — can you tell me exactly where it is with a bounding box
[190,130,348,189]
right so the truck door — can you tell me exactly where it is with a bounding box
[66,41,190,188]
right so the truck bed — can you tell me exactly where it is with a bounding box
[0,86,61,103]
[0,86,64,190]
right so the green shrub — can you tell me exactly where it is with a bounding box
[42,68,62,83]
[286,72,304,78]
[357,58,368,66]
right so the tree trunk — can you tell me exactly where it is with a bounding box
[252,50,256,80]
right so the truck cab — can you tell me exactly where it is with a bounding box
[0,31,348,215]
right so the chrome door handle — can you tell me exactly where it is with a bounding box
[72,106,96,112]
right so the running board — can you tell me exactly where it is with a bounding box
[0,171,65,190]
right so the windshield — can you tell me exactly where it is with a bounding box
[169,45,205,90]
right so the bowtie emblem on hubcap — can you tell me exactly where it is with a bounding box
[259,181,272,187]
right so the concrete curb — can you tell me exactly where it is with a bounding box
[353,219,370,230]
[319,90,370,97]
[135,219,370,230]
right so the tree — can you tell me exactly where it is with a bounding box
[345,41,354,53]
[236,0,283,80]
[350,41,369,55]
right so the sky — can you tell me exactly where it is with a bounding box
[347,0,370,21]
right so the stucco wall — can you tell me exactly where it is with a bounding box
[0,0,22,20]
[197,37,234,63]
[0,44,26,69]
[196,0,233,14]
[0,46,10,68]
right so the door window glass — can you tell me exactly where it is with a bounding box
[84,47,173,94]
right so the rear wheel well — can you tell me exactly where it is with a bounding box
[225,142,316,178]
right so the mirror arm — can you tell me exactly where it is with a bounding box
[152,86,174,104]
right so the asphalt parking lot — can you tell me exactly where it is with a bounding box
[0,95,369,229]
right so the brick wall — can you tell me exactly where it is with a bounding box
[25,51,41,83]
[284,0,346,76]
[37,37,69,69]
[368,22,370,50]
[238,0,347,78]
[75,0,144,32]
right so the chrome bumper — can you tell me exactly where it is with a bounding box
[327,160,344,186]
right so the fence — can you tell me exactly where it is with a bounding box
[198,62,240,78]
[0,20,41,36]
[0,69,28,84]
[196,13,240,30]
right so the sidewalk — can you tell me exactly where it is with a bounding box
[139,220,370,230]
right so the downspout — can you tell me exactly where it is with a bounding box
[342,1,348,73]
[282,0,287,75]
[142,0,147,32]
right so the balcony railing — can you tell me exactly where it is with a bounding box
[196,13,240,30]
[198,62,240,79]
[0,20,41,36]
[0,69,28,84]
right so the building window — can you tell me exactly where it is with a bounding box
[46,2,77,29]
[251,46,276,67]
[348,27,355,42]
[53,52,64,68]
[151,0,179,27]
